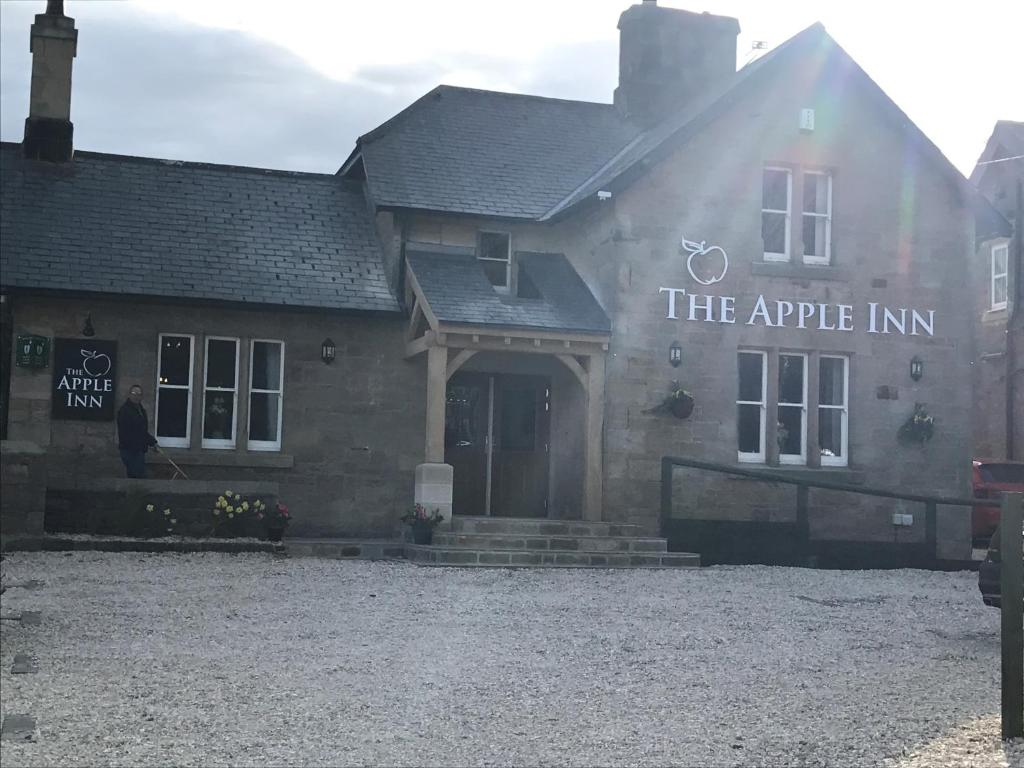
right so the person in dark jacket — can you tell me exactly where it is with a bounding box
[117,384,159,478]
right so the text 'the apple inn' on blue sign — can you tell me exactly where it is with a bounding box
[52,338,118,421]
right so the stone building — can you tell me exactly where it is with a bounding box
[0,1,1005,562]
[970,120,1023,460]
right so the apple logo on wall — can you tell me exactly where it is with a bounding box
[681,236,729,286]
[81,349,112,378]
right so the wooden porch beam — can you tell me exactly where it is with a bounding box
[446,349,478,381]
[555,354,587,389]
[404,329,435,359]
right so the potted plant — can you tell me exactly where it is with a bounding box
[261,502,290,542]
[401,503,444,545]
[642,381,695,419]
[898,403,935,445]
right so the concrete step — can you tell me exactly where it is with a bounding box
[452,516,646,538]
[432,532,668,553]
[406,545,700,569]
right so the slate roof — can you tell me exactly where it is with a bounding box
[407,249,610,335]
[0,143,399,312]
[348,87,643,219]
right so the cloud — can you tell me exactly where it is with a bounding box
[0,2,424,172]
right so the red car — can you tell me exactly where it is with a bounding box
[972,459,1024,543]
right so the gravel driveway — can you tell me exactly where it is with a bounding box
[1,552,1021,767]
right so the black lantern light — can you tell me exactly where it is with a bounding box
[82,313,95,337]
[669,340,682,368]
[910,356,923,382]
[321,338,336,364]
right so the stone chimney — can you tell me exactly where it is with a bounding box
[23,0,78,162]
[613,1,740,125]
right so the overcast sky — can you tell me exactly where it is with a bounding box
[1,0,1020,176]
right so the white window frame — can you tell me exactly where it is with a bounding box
[737,350,768,463]
[477,230,512,294]
[201,336,240,449]
[247,339,285,452]
[992,243,1009,311]
[155,333,194,449]
[802,170,833,265]
[819,355,849,468]
[762,166,792,262]
[777,353,808,466]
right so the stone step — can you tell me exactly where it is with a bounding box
[452,516,646,538]
[406,545,700,569]
[432,532,668,553]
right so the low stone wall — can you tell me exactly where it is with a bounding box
[44,479,279,539]
[1,441,47,541]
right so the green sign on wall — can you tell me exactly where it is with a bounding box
[15,335,49,369]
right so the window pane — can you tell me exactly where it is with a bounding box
[762,212,786,254]
[478,232,510,261]
[156,388,188,438]
[779,355,804,404]
[159,336,191,386]
[778,405,802,456]
[738,353,764,402]
[249,392,280,443]
[994,276,1008,306]
[819,358,845,406]
[803,173,828,213]
[203,391,235,440]
[251,342,282,391]
[819,409,844,458]
[738,404,762,454]
[205,340,237,389]
[480,259,509,288]
[445,384,483,449]
[762,169,789,211]
[993,247,1008,274]
[803,215,827,258]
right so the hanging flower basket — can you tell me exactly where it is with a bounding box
[897,403,935,445]
[668,392,695,419]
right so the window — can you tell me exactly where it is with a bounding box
[737,351,767,462]
[155,334,194,448]
[992,244,1009,310]
[201,337,239,448]
[762,167,792,261]
[248,340,284,451]
[802,171,832,264]
[478,231,512,292]
[819,356,849,467]
[777,353,807,465]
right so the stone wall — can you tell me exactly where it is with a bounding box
[3,294,425,537]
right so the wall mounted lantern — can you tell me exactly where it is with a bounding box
[669,341,682,368]
[321,338,336,365]
[81,313,95,337]
[910,356,923,382]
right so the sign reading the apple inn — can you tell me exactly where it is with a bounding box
[52,338,118,421]
[660,237,936,335]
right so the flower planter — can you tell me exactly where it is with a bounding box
[668,395,695,419]
[411,520,435,545]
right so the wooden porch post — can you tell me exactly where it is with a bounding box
[583,354,605,521]
[425,344,447,463]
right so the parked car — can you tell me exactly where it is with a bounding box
[978,521,1024,608]
[971,459,1024,544]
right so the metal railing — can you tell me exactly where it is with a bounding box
[660,455,1000,561]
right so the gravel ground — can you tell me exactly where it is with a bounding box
[0,552,1021,767]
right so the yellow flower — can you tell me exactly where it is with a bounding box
[233,494,241,502]
[228,513,234,519]
[163,509,171,516]
[225,489,232,497]
[241,502,249,511]
[218,496,226,505]
[226,506,234,513]
[213,509,220,516]
[145,504,155,512]
[170,518,177,524]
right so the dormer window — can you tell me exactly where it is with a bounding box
[478,231,511,293]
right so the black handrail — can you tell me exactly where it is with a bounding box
[660,455,999,564]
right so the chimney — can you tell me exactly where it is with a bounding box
[613,1,740,125]
[23,0,78,162]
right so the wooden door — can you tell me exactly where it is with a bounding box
[445,373,490,516]
[491,376,550,518]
